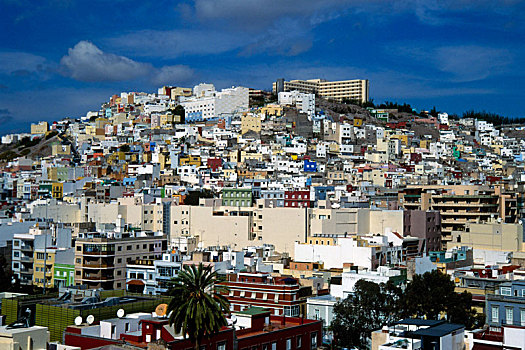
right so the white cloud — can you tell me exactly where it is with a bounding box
[109,29,252,58]
[391,44,514,82]
[434,46,513,82]
[60,41,194,84]
[60,41,152,82]
[152,65,194,86]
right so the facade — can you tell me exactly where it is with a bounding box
[403,210,442,253]
[399,185,518,248]
[181,86,249,122]
[0,325,49,350]
[64,308,322,350]
[222,187,253,207]
[306,295,337,343]
[486,280,525,327]
[54,262,75,288]
[284,190,311,208]
[273,78,369,103]
[371,319,465,350]
[74,232,166,290]
[31,122,48,134]
[220,272,308,317]
[278,91,316,117]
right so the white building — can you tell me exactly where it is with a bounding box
[278,91,315,117]
[181,85,249,122]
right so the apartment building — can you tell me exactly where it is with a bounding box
[273,78,369,103]
[399,185,518,248]
[12,228,53,286]
[74,232,166,290]
[220,272,308,317]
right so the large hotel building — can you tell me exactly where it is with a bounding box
[273,78,369,103]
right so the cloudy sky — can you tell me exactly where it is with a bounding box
[0,0,524,133]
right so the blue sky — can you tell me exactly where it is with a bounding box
[0,0,524,133]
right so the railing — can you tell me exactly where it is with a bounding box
[83,251,115,256]
[82,262,115,268]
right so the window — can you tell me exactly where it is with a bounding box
[506,307,513,325]
[127,245,132,251]
[271,343,277,350]
[297,335,302,348]
[311,333,317,349]
[286,338,292,350]
[118,246,122,251]
[501,287,512,296]
[491,305,499,323]
[521,309,525,326]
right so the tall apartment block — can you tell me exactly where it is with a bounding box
[399,185,518,249]
[272,78,369,103]
[74,231,167,290]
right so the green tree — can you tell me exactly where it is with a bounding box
[167,263,230,350]
[400,270,483,329]
[447,291,485,329]
[400,270,455,320]
[331,280,402,349]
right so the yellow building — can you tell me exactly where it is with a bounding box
[33,249,55,288]
[160,114,175,127]
[390,134,409,146]
[353,118,363,127]
[420,140,431,149]
[179,155,201,166]
[170,87,192,99]
[260,104,283,117]
[51,182,63,199]
[51,144,71,156]
[95,118,108,129]
[241,114,262,134]
[31,122,48,135]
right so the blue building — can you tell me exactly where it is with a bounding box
[304,159,317,172]
[313,186,334,201]
[260,189,285,207]
[486,280,525,327]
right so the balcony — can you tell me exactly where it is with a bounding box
[20,245,33,251]
[83,262,115,268]
[83,273,114,281]
[83,250,115,256]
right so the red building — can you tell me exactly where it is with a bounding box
[220,272,308,317]
[207,157,223,171]
[284,190,311,208]
[64,307,322,350]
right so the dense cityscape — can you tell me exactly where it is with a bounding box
[0,76,524,350]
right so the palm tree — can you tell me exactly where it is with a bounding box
[167,263,230,350]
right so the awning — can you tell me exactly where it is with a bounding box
[126,279,145,286]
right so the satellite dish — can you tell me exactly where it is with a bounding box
[155,304,168,317]
[74,316,83,326]
[117,309,125,318]
[231,315,237,325]
[86,315,95,325]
